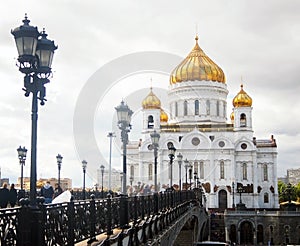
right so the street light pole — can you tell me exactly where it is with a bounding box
[168,143,176,189]
[115,100,133,195]
[17,146,27,194]
[12,15,57,206]
[232,181,235,208]
[56,154,63,187]
[184,159,189,190]
[177,153,183,190]
[194,171,198,188]
[150,130,160,192]
[82,160,87,200]
[100,165,105,198]
[107,132,115,191]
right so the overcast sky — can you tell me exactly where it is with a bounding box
[1,0,300,188]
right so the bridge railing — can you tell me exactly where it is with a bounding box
[0,190,197,245]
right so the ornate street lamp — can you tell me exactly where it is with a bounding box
[184,159,189,190]
[100,165,105,198]
[82,160,87,200]
[168,143,176,189]
[150,130,160,192]
[56,154,63,187]
[17,146,27,195]
[115,100,133,195]
[12,15,57,206]
[177,153,183,190]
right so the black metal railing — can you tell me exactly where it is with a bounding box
[0,190,199,245]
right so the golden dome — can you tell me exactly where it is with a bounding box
[233,84,252,107]
[160,109,168,122]
[170,36,226,84]
[230,111,234,122]
[142,87,161,109]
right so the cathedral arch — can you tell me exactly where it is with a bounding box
[240,220,254,245]
[218,189,227,209]
[263,164,268,181]
[184,100,188,116]
[264,192,269,203]
[220,161,225,179]
[206,100,210,115]
[147,115,154,129]
[257,224,264,245]
[148,163,153,180]
[242,163,247,180]
[195,100,199,115]
[240,113,246,127]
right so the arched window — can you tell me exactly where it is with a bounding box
[147,115,154,129]
[206,100,210,115]
[264,192,269,203]
[217,101,220,116]
[220,161,225,179]
[223,102,226,118]
[184,100,188,116]
[200,161,204,179]
[240,113,246,127]
[195,100,199,115]
[263,164,268,181]
[194,162,198,176]
[243,163,247,180]
[175,102,178,117]
[130,165,134,178]
[148,163,153,181]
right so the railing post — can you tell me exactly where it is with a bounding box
[119,194,129,228]
[106,194,113,235]
[154,192,158,214]
[17,198,31,246]
[88,194,97,244]
[67,197,75,246]
[141,196,145,219]
[133,195,138,223]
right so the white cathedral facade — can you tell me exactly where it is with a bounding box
[126,36,279,209]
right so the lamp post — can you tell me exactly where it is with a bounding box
[56,154,63,187]
[238,185,243,204]
[115,100,133,194]
[194,171,198,188]
[12,15,57,206]
[177,153,183,190]
[150,130,160,192]
[189,164,193,190]
[17,146,27,195]
[100,165,105,198]
[168,143,176,189]
[232,181,235,208]
[130,176,133,187]
[184,159,189,190]
[82,160,87,200]
[107,132,115,191]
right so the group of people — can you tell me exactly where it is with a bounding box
[0,181,63,208]
[0,183,18,208]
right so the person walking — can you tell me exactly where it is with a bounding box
[9,183,18,207]
[0,183,10,208]
[53,183,63,199]
[41,180,54,204]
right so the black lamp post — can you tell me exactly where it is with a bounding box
[150,130,160,192]
[17,146,27,193]
[194,171,198,188]
[115,100,133,195]
[100,165,105,198]
[184,159,189,190]
[237,185,243,204]
[56,154,63,187]
[177,153,183,190]
[12,15,57,206]
[189,164,193,190]
[168,143,176,189]
[82,160,87,200]
[232,181,235,208]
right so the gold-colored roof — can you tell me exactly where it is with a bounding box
[233,84,252,107]
[170,36,226,84]
[142,87,161,109]
[160,109,168,122]
[230,111,234,122]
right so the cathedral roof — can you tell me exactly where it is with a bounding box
[142,87,161,109]
[232,84,252,107]
[170,36,226,84]
[160,109,168,123]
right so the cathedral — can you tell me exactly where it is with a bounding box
[126,36,279,209]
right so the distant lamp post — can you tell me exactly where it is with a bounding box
[177,153,183,190]
[12,15,57,206]
[194,171,198,188]
[82,160,87,200]
[237,185,243,204]
[189,164,193,190]
[150,130,160,192]
[100,165,105,198]
[107,132,115,191]
[130,176,133,187]
[115,100,133,195]
[232,182,235,208]
[56,154,63,186]
[184,159,189,190]
[17,146,27,193]
[167,143,176,189]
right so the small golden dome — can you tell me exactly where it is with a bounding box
[233,84,252,107]
[230,111,234,122]
[160,109,168,122]
[170,36,226,84]
[142,87,161,109]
